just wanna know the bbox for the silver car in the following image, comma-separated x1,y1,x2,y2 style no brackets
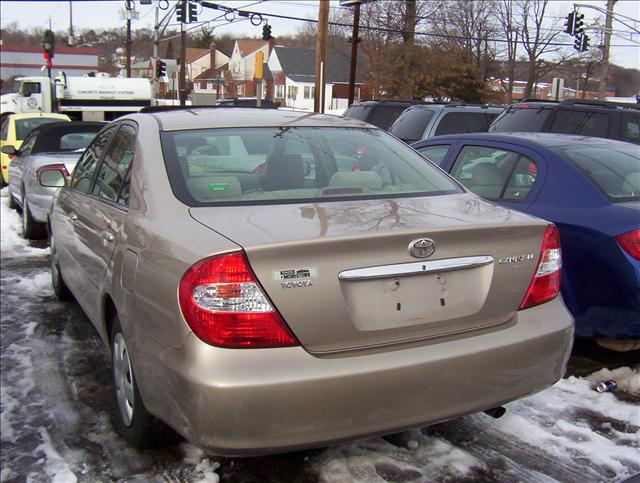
41,108,574,455
6,121,104,239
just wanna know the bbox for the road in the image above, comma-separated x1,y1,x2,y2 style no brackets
1,190,638,483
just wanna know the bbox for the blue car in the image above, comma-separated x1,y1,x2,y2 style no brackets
412,133,639,344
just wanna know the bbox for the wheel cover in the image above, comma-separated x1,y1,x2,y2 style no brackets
113,333,135,426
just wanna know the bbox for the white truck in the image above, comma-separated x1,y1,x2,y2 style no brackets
0,72,153,121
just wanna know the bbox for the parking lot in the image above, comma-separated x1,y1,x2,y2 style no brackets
1,189,638,482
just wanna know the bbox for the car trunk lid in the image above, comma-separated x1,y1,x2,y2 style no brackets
189,194,549,354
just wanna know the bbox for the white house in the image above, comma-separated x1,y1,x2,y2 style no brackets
268,47,366,112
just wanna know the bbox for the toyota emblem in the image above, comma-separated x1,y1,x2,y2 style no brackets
409,238,435,258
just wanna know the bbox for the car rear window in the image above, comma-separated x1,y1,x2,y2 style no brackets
343,106,370,122
490,107,551,132
59,132,99,151
434,112,493,136
15,118,65,140
161,127,462,206
553,144,640,202
389,108,435,142
369,106,412,130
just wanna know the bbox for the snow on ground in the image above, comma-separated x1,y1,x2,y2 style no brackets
1,185,638,482
0,188,48,258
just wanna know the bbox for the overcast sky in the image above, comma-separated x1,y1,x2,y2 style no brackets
1,0,639,70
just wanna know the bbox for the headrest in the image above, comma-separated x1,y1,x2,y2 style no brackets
472,163,503,186
261,154,305,191
328,171,383,190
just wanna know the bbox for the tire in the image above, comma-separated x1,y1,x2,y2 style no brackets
49,231,72,301
7,192,17,209
110,316,169,448
22,195,46,240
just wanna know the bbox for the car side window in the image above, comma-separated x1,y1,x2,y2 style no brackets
451,145,537,201
70,126,116,194
622,115,640,142
92,124,136,205
18,131,38,156
0,116,9,141
550,110,609,138
416,145,450,166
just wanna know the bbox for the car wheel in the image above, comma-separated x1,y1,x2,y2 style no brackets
49,231,72,301
110,315,169,448
21,195,46,240
7,192,17,209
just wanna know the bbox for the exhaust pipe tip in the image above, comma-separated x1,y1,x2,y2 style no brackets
484,406,507,419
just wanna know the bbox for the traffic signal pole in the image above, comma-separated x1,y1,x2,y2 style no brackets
180,21,187,106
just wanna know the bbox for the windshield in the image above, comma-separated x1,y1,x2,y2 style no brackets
15,118,64,140
161,127,462,206
553,144,640,202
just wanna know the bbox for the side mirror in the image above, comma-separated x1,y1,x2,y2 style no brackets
1,145,17,155
38,167,68,188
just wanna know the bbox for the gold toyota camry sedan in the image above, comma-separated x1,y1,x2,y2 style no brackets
41,108,574,455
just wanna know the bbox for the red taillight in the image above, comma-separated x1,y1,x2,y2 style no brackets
35,163,69,178
519,225,562,310
617,229,640,261
178,252,299,348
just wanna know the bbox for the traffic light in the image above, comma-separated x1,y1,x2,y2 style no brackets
564,11,576,35
156,59,167,78
42,29,55,68
176,0,186,23
188,1,197,22
262,24,272,41
574,33,590,52
574,13,585,35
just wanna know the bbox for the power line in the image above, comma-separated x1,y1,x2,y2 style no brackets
200,4,640,48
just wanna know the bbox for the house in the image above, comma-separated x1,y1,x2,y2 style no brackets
487,78,616,103
186,46,230,84
228,39,272,97
267,47,369,111
191,44,230,98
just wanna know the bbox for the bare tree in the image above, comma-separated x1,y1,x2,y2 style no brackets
494,0,520,103
518,0,575,98
428,0,498,79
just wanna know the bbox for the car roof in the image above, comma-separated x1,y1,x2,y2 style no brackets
7,113,70,121
137,107,374,131
416,132,633,149
404,104,504,111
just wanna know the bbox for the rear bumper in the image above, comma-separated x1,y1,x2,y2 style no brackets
128,296,574,456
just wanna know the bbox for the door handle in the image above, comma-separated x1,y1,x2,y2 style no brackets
102,231,115,243
70,212,78,221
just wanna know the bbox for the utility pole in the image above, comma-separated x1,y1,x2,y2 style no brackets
598,0,617,100
179,22,187,106
153,5,159,96
347,1,361,106
126,15,132,77
314,0,329,113
68,0,74,45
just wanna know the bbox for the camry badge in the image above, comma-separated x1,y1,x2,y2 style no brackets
409,238,435,259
